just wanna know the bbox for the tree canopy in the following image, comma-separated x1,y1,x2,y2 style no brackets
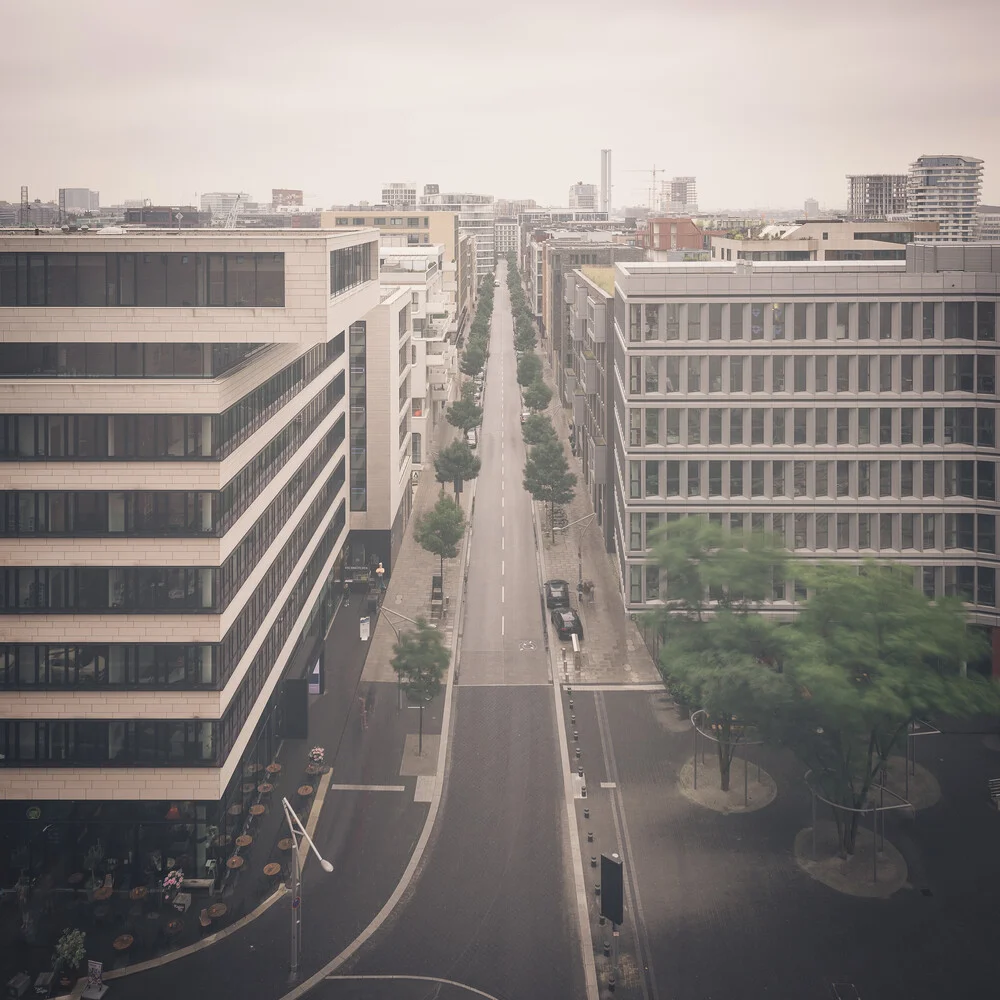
391,617,449,754
414,495,466,579
522,379,552,412
517,352,542,386
434,439,481,497
522,413,556,446
523,437,576,540
460,343,485,377
446,384,483,433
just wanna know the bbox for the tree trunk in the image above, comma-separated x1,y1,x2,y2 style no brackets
549,501,555,543
440,552,444,581
717,718,733,792
418,704,424,756
833,807,862,858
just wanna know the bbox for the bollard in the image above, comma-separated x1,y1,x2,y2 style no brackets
567,686,572,695
582,786,587,797
608,974,616,993
576,748,582,759
583,807,590,819
569,700,574,709
591,856,597,868
603,940,611,957
578,766,584,776
573,731,579,741
571,715,576,724
594,883,601,895
598,914,605,926
587,831,593,842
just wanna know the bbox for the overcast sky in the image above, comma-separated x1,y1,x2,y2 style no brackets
3,0,998,211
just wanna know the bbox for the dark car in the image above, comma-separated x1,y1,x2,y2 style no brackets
544,579,570,609
551,608,584,641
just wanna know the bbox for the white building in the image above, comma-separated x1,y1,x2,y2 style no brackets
660,176,697,216
0,229,381,879
494,217,519,258
58,188,100,215
568,182,598,211
975,205,1000,242
600,149,612,214
419,190,496,281
200,192,249,221
381,183,417,211
907,155,984,242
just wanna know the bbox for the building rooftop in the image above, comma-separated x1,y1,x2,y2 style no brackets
580,266,616,294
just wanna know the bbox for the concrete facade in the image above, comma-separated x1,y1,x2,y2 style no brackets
907,155,984,243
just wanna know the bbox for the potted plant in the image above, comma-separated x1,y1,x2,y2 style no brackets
308,747,325,765
162,868,184,904
53,928,86,988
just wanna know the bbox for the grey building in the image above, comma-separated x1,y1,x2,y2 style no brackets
846,174,907,220
608,247,1000,682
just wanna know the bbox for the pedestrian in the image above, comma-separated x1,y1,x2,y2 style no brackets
343,580,350,607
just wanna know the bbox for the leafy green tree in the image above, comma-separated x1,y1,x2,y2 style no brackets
651,517,790,791
774,561,996,856
515,327,537,354
446,384,483,433
517,352,542,386
523,437,576,540
461,343,485,377
522,413,556,446
522,379,552,412
391,617,449,754
414,494,466,580
434,439,481,497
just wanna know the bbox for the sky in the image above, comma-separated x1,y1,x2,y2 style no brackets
3,0,999,212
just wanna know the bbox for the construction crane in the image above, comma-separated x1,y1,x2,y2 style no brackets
621,165,664,212
223,193,244,229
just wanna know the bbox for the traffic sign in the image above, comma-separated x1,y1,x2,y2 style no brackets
291,896,301,909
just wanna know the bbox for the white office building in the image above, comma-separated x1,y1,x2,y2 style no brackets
494,217,519,258
380,183,417,211
419,190,496,281
568,183,598,211
907,155,984,243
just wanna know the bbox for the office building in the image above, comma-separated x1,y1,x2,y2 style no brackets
804,198,820,218
568,183,598,211
710,220,938,263
381,183,417,212
200,192,248,221
975,206,1000,242
0,229,381,883
661,177,697,216
122,205,208,227
58,188,100,217
601,150,612,214
418,190,495,281
494,217,519,258
846,174,907,221
608,247,1000,680
907,155,984,242
272,189,304,208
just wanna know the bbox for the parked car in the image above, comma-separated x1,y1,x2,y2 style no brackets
520,408,531,424
494,280,501,287
466,428,478,448
544,579,570,609
551,608,584,641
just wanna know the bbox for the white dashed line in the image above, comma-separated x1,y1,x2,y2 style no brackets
502,585,505,603
501,560,505,575
502,536,505,550
501,615,505,635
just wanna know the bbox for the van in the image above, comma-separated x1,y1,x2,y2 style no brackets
466,428,478,449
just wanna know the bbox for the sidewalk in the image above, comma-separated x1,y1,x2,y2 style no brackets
532,345,659,686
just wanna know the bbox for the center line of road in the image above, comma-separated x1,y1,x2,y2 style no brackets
501,585,505,602
501,559,505,575
501,615,505,635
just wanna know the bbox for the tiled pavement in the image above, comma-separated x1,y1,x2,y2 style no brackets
530,340,660,687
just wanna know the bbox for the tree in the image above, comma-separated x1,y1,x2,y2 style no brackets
515,327,537,354
414,494,466,581
446,385,483,433
651,517,790,791
434,439,481,497
523,438,576,540
461,343,485,377
522,379,552,412
517,352,542,386
391,618,449,754
772,561,996,856
522,413,556,446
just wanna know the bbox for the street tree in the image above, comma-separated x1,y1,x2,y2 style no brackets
651,517,791,792
522,379,552,412
446,384,483,433
391,617,449,755
517,352,542,386
523,437,576,540
515,327,537,354
434,439,481,497
774,561,996,856
461,343,485,377
522,413,556,446
414,494,466,580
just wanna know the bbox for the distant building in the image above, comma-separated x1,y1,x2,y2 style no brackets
494,217,519,258
568,182,598,211
495,198,537,217
200,192,247,220
804,198,820,217
122,205,207,227
59,188,100,216
418,190,496,281
423,183,439,198
846,174,907,220
600,149,612,214
381,183,417,211
661,176,697,215
640,217,706,253
976,206,1000,242
907,155,983,242
272,188,303,207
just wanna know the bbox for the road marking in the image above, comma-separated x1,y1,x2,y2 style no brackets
502,496,505,508
568,683,665,692
329,784,406,792
501,536,505,550
501,585,505,602
501,615,505,635
600,782,617,789
501,559,505,575
324,976,504,1000
502,515,505,529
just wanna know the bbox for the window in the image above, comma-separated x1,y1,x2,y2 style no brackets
686,461,700,496
923,408,936,444
709,461,723,496
815,303,828,340
943,408,975,445
629,357,641,393
629,566,642,604
794,303,807,341
644,304,660,341
923,514,937,549
815,408,829,444
978,409,995,447
879,408,892,444
331,243,375,296
730,356,745,392
816,461,829,496
686,304,701,340
979,514,995,554
901,514,915,549
836,303,850,340
687,357,701,392
794,409,807,444
751,356,764,392
837,513,851,550
751,461,765,496
979,567,996,607
837,461,850,497
772,409,785,445
979,461,996,500
751,410,764,444
645,356,659,393
772,461,785,496
665,357,680,393
945,302,974,339
646,461,661,497
901,408,914,444
836,409,850,444
709,356,723,392
816,513,829,548
945,460,975,498
978,302,996,341
901,303,914,340
665,304,680,340
729,409,744,445
880,513,893,549
858,408,871,445
772,355,786,391
879,302,892,340
837,355,850,391
901,461,915,496
978,355,996,394
750,303,765,340
730,461,744,496
709,304,723,340
665,410,680,445
816,356,828,392
629,514,642,551
923,355,937,391
729,304,744,339
901,355,914,391
645,409,660,446
646,565,660,600
879,461,893,497
923,461,937,497
687,409,701,444
646,512,660,544
858,303,872,339
629,462,641,498
858,355,871,392
794,513,808,549
629,410,642,446
858,461,871,496
708,409,723,445
945,355,974,392
794,356,807,392
772,303,786,340
666,461,680,496
793,461,807,497
629,305,642,342
923,303,936,339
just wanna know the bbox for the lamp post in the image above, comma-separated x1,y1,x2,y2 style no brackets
377,605,435,709
281,796,333,984
553,511,598,590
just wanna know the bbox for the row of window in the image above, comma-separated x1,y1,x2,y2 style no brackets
333,216,431,227
0,252,285,308
1,405,345,538
622,406,997,449
620,300,997,343
1,644,216,689
628,508,996,556
0,340,339,461
349,321,368,511
624,458,997,502
0,342,261,378
626,352,998,397
0,719,216,766
330,243,376,297
626,553,995,608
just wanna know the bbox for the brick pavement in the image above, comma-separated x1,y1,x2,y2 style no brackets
529,342,659,686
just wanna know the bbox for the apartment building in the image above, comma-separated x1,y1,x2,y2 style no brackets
377,246,459,468
418,191,495,281
640,217,706,254
381,183,417,211
494,217,519,258
568,183,598,210
58,188,100,216
0,229,380,881
710,220,938,263
907,155,984,243
609,246,1000,678
976,206,1000,243
846,174,908,221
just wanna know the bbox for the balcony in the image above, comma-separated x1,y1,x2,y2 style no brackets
579,350,597,391
570,310,584,342
572,390,586,429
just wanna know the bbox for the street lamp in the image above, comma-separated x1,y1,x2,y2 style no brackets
553,511,598,591
281,796,334,984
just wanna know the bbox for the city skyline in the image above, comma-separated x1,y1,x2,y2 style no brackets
2,0,998,211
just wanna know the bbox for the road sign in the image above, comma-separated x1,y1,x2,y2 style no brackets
292,896,301,909
360,616,370,641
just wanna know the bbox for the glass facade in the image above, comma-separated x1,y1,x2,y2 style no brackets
0,252,284,307
349,321,368,510
330,242,376,296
